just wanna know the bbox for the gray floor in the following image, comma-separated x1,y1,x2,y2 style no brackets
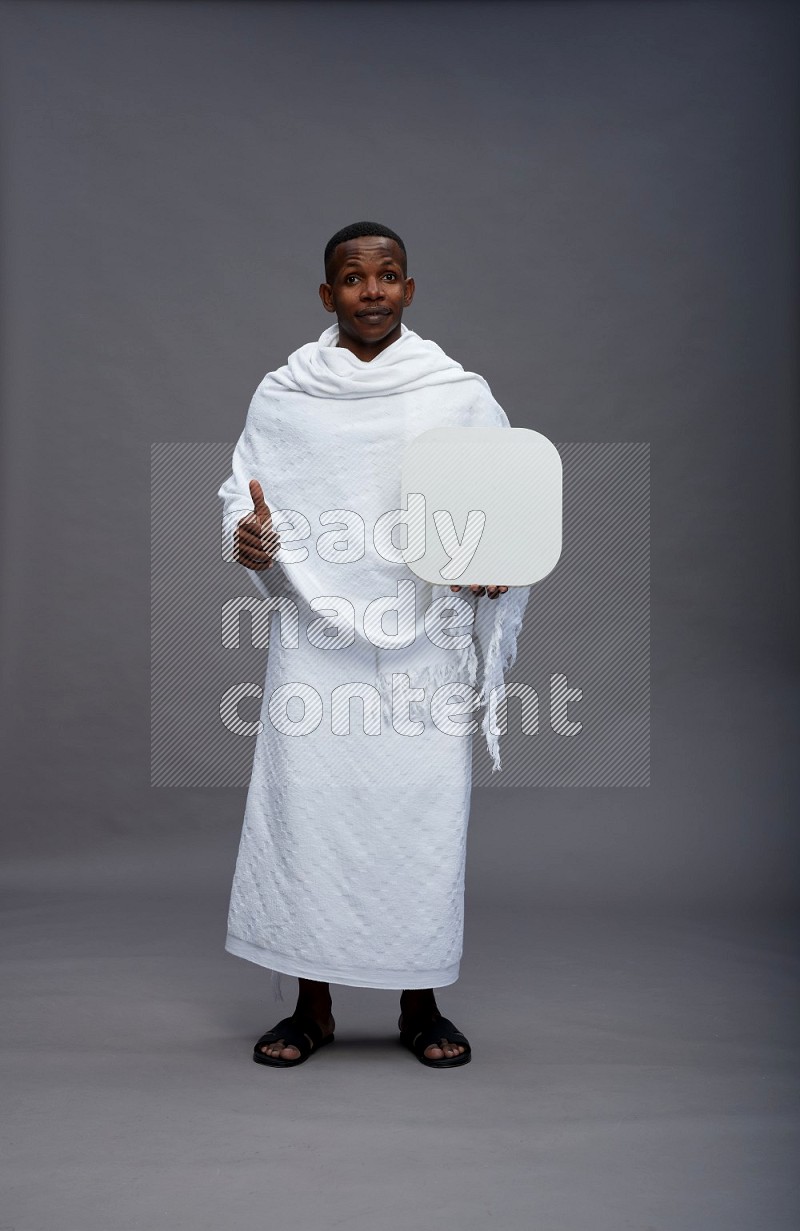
2,833,798,1231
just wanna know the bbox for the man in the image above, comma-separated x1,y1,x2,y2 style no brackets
219,221,529,1069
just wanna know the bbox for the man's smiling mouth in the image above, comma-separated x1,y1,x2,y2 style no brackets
357,308,391,317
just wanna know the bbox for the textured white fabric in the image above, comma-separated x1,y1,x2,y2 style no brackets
219,322,529,995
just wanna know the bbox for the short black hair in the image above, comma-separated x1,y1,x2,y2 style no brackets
324,221,407,282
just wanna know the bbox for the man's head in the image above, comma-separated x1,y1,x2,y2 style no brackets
319,221,415,362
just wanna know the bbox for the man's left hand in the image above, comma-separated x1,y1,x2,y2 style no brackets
449,584,508,601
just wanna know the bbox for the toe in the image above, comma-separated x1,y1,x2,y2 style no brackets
261,1037,301,1060
427,1038,464,1059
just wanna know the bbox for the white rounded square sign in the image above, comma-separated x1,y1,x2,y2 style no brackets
399,427,562,586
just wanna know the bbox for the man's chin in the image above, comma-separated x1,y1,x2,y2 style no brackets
343,317,400,344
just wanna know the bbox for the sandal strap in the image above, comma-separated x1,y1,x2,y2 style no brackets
255,1014,326,1056
402,1014,470,1055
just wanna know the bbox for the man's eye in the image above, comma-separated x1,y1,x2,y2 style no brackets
345,275,359,284
384,272,397,280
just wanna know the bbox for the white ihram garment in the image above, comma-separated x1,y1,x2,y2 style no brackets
218,323,529,997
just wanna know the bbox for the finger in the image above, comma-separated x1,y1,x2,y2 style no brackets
260,522,280,553
236,533,269,565
236,512,261,540
487,586,499,599
237,529,279,561
237,520,263,546
449,585,462,592
235,525,278,569
237,544,273,569
471,585,486,597
249,479,272,526
238,520,280,551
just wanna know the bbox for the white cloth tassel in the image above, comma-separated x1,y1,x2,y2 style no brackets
270,969,285,1001
475,586,529,772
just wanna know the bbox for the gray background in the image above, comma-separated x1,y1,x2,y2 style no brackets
1,2,798,1229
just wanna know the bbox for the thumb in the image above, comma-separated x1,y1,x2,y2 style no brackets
248,478,271,525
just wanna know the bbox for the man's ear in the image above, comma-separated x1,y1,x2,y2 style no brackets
404,276,416,307
319,283,335,313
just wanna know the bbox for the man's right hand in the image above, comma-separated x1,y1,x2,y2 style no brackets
234,479,281,571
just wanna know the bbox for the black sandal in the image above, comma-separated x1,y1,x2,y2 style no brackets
398,1012,472,1068
253,1014,335,1067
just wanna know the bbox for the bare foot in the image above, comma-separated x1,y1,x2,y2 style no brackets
399,990,467,1061
259,1010,335,1061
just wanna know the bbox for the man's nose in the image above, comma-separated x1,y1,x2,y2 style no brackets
361,276,384,299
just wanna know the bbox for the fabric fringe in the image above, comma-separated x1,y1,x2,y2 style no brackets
373,586,528,773
270,969,285,1001
475,589,529,772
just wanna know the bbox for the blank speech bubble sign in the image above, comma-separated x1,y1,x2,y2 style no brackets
400,427,562,586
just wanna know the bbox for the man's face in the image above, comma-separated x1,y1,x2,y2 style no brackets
319,236,415,360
